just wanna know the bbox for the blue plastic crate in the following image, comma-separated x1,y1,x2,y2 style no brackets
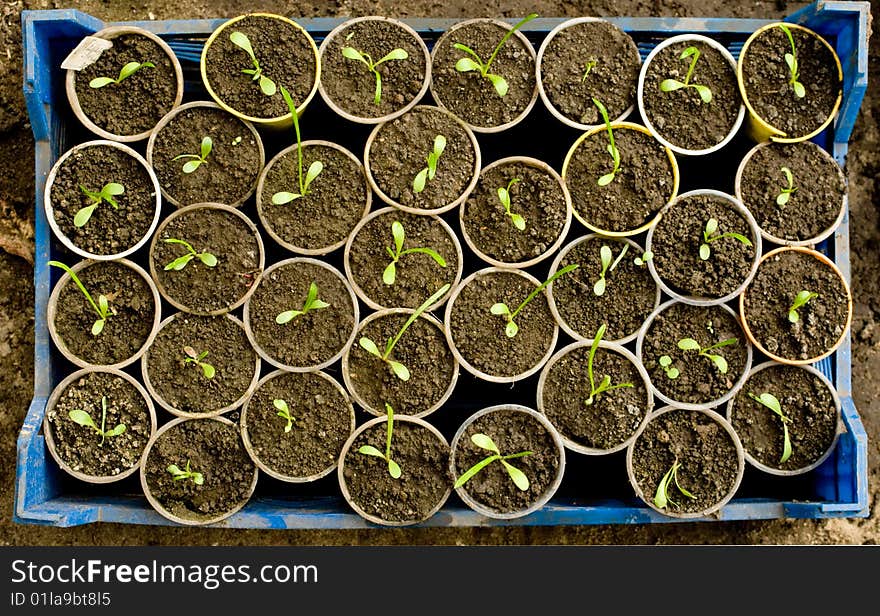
15,2,870,528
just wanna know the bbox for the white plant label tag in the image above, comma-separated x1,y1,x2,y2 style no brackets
61,36,113,71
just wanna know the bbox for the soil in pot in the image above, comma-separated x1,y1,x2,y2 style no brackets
151,206,262,314
150,105,263,207
347,210,459,310
742,249,849,361
49,144,156,257
72,33,178,137
53,261,155,365
46,371,153,478
540,20,639,126
143,418,256,523
738,142,845,243
730,364,838,472
461,160,568,265
650,193,757,300
641,39,740,151
260,143,368,252
246,260,356,368
641,302,749,406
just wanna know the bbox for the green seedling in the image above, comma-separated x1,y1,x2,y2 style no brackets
229,31,276,96
593,97,620,186
776,166,797,206
276,281,330,324
88,61,154,88
341,45,409,105
68,396,126,447
453,13,538,97
232,136,243,146
273,398,296,433
183,345,215,379
383,221,447,285
272,86,323,204
778,24,806,98
496,178,525,231
167,459,204,485
653,459,696,510
581,59,598,83
593,243,629,297
491,264,579,338
163,238,218,271
699,218,753,260
359,284,451,381
748,391,792,463
658,355,680,379
677,336,738,374
453,432,533,491
788,290,818,324
357,403,401,479
48,260,112,335
74,182,124,228
412,134,446,194
172,136,213,174
659,46,712,103
634,251,654,267
584,324,634,405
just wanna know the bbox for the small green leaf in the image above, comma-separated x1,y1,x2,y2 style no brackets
181,160,201,174
505,320,519,338
710,354,728,374
229,31,255,57
273,399,289,413
199,136,213,159
358,445,385,458
659,79,685,92
433,134,447,156
784,52,796,73
167,464,183,475
677,338,701,351
694,84,712,103
102,183,124,197
412,168,428,193
497,187,510,210
91,318,105,336
98,294,109,315
667,367,680,379
593,277,606,297
705,218,719,234
73,204,97,228
777,191,791,206
88,76,115,88
600,245,613,270
201,363,216,379
387,459,402,479
382,262,397,285
272,192,301,205
486,73,509,97
455,57,482,72
699,243,711,260
781,422,793,463
788,309,800,323
199,252,218,267
359,337,382,357
304,160,323,190
597,172,615,186
259,75,277,96
490,303,510,316
164,254,193,271
502,460,530,491
275,310,301,324
68,409,97,429
388,360,410,381
392,221,405,254
104,424,126,437
341,46,366,62
471,433,499,454
793,81,806,98
379,48,409,63
511,213,526,231
192,473,205,486
659,355,672,368
680,46,699,59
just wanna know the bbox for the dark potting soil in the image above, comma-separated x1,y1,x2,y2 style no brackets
320,19,427,119
730,364,838,471
260,144,368,251
145,314,258,415
641,302,749,405
540,20,640,126
461,160,568,264
565,127,675,233
743,249,849,361
150,105,263,207
448,271,556,378
347,210,459,310
368,106,477,211
432,20,536,129
541,345,650,451
49,144,155,256
550,237,658,342
143,419,256,523
347,312,456,416
246,260,355,368
46,371,152,478
741,25,841,138
72,33,178,136
641,40,741,151
630,408,740,515
244,371,353,479
203,15,317,119
342,420,449,523
650,193,756,299
53,261,155,366
739,142,845,242
151,206,262,314
454,408,560,514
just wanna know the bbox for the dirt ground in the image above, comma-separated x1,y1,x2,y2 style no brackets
1,0,877,546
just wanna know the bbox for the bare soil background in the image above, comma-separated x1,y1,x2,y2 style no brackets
1,0,877,545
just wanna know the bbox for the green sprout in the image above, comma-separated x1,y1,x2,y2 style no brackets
653,459,696,510
677,336,738,374
183,345,215,379
48,261,112,335
172,136,213,174
658,355,680,379
788,290,818,324
162,238,218,271
275,281,330,324
357,403,401,479
67,396,126,447
453,433,533,491
453,13,538,97
659,46,712,103
341,45,409,105
584,324,634,405
232,136,243,146
412,134,446,194
776,166,797,206
74,182,124,228
229,31,276,96
634,251,654,267
273,398,296,433
359,284,451,381
593,98,620,186
699,218,753,261
167,459,204,485
581,59,598,83
496,178,525,231
383,221,447,285
491,264,579,338
747,392,793,463
272,86,323,205
593,243,629,297
778,24,806,98
88,61,154,88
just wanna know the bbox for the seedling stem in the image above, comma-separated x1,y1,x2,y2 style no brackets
272,86,324,204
